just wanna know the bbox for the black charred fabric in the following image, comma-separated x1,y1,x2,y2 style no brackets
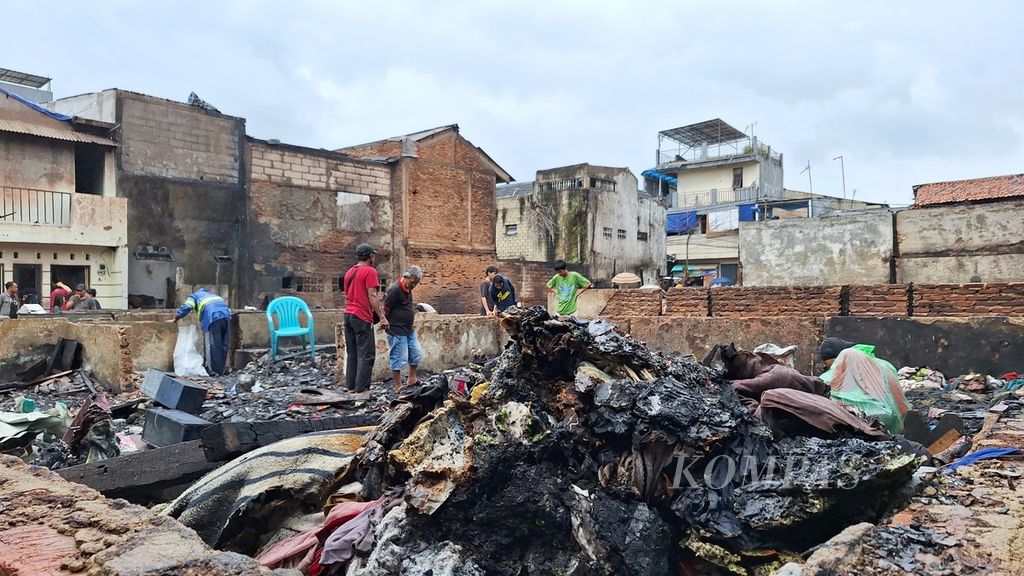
352,307,920,575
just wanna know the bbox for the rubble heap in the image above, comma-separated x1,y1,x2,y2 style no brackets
334,308,920,574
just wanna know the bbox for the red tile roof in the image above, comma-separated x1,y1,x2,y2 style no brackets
913,173,1024,206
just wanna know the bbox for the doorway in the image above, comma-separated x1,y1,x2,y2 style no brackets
13,264,41,299
51,265,90,291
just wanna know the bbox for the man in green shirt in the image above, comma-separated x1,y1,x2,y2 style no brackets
547,260,591,316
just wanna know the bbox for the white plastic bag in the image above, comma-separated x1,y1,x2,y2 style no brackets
174,324,209,377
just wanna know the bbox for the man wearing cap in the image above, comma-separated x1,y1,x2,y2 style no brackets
343,243,389,392
174,286,232,376
63,284,100,311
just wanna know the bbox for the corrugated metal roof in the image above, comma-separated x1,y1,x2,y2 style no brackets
496,181,534,198
0,118,117,146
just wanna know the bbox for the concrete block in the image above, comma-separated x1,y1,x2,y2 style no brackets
143,408,212,448
141,369,207,414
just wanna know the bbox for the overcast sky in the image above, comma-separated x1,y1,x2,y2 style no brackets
7,1,1022,205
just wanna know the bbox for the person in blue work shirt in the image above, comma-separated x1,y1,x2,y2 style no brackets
487,274,519,316
173,286,232,376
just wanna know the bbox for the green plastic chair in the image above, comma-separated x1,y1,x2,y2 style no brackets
266,296,316,361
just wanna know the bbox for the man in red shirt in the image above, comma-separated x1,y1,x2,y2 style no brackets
343,243,389,392
49,281,72,313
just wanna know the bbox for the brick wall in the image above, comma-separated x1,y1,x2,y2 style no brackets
848,284,910,316
498,260,552,308
600,289,663,317
913,283,1024,316
711,286,843,318
118,93,242,183
249,143,390,195
664,287,709,317
585,283,1024,319
407,247,495,314
244,140,397,309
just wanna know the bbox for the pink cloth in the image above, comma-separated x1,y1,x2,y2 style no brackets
256,500,379,568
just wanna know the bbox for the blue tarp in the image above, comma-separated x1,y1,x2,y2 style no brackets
0,85,73,122
642,169,678,186
738,203,759,222
667,211,698,234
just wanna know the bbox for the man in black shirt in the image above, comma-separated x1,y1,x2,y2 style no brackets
480,265,498,315
384,266,423,391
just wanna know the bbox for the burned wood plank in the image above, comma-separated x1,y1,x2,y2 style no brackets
0,370,76,393
57,440,220,493
200,414,379,461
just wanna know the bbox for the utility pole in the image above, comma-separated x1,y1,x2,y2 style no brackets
833,155,846,199
801,162,812,193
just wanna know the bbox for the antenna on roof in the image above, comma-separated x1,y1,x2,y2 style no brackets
800,162,813,193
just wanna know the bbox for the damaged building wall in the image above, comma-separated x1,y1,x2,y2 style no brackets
0,131,75,192
897,199,1024,283
0,318,132,392
341,127,510,313
740,200,1024,286
244,140,395,309
50,90,247,308
739,211,895,286
497,164,666,288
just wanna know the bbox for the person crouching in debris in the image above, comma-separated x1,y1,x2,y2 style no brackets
343,243,389,392
819,337,910,433
547,260,591,317
173,286,232,376
384,266,423,391
487,274,520,317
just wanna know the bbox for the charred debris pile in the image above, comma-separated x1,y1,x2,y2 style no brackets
230,307,920,575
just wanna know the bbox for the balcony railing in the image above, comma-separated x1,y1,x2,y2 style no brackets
675,186,770,208
0,187,72,226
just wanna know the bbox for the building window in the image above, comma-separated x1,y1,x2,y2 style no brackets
294,276,324,293
505,224,518,236
732,167,743,190
539,177,583,192
590,178,617,192
603,227,613,238
637,231,648,242
617,229,627,239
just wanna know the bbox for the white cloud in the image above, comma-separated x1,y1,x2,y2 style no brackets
3,0,1022,204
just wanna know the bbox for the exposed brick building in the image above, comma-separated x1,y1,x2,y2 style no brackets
47,89,512,314
49,89,247,307
244,139,398,309
338,125,512,313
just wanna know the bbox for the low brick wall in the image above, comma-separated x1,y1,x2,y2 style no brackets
710,286,842,318
913,283,1024,317
848,284,910,316
599,289,663,317
664,287,709,317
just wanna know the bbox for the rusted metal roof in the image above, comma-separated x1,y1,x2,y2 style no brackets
0,118,117,146
913,173,1024,206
